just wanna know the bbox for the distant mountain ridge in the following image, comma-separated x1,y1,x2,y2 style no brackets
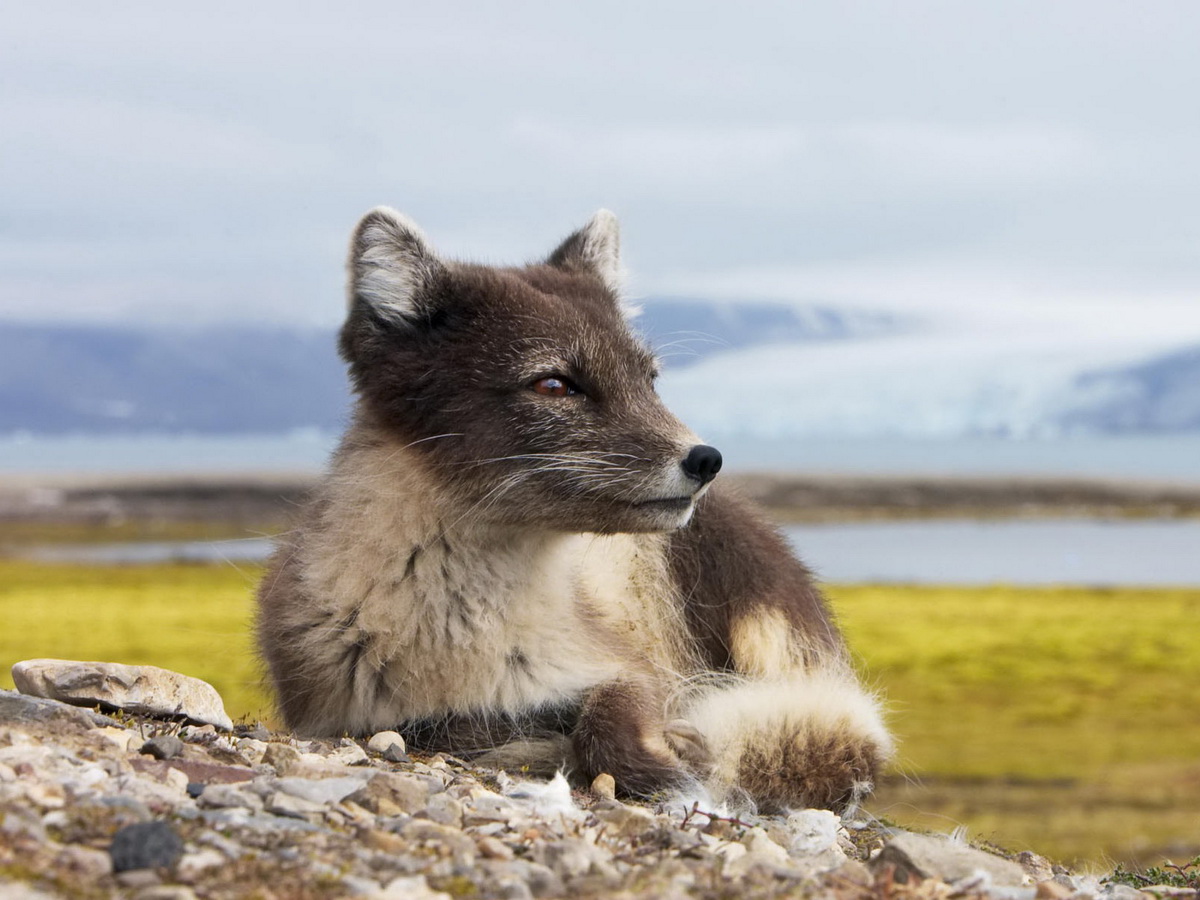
0,299,896,435
1,299,1198,437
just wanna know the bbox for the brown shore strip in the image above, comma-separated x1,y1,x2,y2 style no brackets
1,471,1199,545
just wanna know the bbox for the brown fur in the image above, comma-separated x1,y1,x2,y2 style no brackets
256,207,892,812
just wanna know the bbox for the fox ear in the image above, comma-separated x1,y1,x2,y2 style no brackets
348,206,442,323
547,209,624,297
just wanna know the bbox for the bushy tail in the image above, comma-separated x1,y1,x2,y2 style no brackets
681,668,892,814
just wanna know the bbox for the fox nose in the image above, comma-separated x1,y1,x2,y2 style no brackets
681,444,723,486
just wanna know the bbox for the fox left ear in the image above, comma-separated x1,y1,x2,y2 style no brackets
547,209,626,299
347,206,443,325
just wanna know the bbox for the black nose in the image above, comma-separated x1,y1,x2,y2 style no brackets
681,444,722,485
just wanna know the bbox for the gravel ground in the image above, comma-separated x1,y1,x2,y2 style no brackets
0,666,1181,900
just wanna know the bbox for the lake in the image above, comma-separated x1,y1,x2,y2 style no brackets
22,518,1200,586
785,518,1200,586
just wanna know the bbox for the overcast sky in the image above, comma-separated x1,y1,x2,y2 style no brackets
3,1,1199,336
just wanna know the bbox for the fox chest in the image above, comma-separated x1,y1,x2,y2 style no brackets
319,537,618,720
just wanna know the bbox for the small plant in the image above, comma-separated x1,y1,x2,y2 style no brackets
1105,856,1200,890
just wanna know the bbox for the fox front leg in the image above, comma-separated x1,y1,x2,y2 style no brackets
571,678,699,798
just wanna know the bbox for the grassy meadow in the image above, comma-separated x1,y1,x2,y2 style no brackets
1,559,1197,868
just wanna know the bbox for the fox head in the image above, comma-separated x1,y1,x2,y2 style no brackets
338,207,722,534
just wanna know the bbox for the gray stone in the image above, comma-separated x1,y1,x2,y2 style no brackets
140,735,185,760
421,792,464,827
108,820,185,872
591,800,657,838
1101,886,1155,900
869,831,1027,887
274,772,374,805
368,730,407,757
0,688,115,730
532,838,612,879
13,659,233,730
265,790,328,819
349,771,441,816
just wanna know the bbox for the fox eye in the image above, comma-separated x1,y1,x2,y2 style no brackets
531,376,580,397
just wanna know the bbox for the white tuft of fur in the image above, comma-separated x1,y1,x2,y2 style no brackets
683,670,893,802
502,771,584,820
349,206,439,322
577,209,622,293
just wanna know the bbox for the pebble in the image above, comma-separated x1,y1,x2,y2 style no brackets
0,679,1119,900
261,742,302,774
590,772,616,800
108,820,185,872
368,730,407,757
140,735,185,760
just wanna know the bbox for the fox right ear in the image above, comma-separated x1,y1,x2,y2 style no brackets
347,207,442,323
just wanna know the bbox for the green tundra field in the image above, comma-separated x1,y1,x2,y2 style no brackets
1,559,1197,869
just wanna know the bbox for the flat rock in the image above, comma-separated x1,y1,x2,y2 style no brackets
869,831,1027,887
0,688,117,730
12,659,233,730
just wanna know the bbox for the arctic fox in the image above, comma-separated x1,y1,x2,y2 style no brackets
257,207,891,812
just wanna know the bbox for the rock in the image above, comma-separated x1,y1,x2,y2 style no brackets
724,828,793,877
135,888,200,900
377,875,452,900
591,800,658,838
12,659,233,730
262,742,302,775
421,792,465,827
140,735,185,760
235,737,269,764
116,869,163,889
590,772,616,800
463,791,516,826
348,771,441,816
368,730,407,757
196,783,263,811
94,725,137,752
109,820,185,872
477,835,515,861
175,848,227,884
869,831,1027,887
1102,885,1154,900
0,688,115,730
55,844,114,879
1020,850,1057,883
274,772,375,805
827,859,874,888
532,837,610,879
1036,882,1075,899
329,740,370,766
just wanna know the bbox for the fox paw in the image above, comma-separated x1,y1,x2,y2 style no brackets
664,718,714,777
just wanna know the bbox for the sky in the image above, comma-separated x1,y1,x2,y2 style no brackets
3,2,1200,339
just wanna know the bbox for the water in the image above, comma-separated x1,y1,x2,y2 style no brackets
25,538,276,565
22,520,1200,586
3,431,1200,482
785,518,1200,586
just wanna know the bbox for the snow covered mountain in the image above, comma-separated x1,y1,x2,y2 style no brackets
1,298,1198,437
651,297,1200,438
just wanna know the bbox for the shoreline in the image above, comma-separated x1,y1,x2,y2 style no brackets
2,471,1199,536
